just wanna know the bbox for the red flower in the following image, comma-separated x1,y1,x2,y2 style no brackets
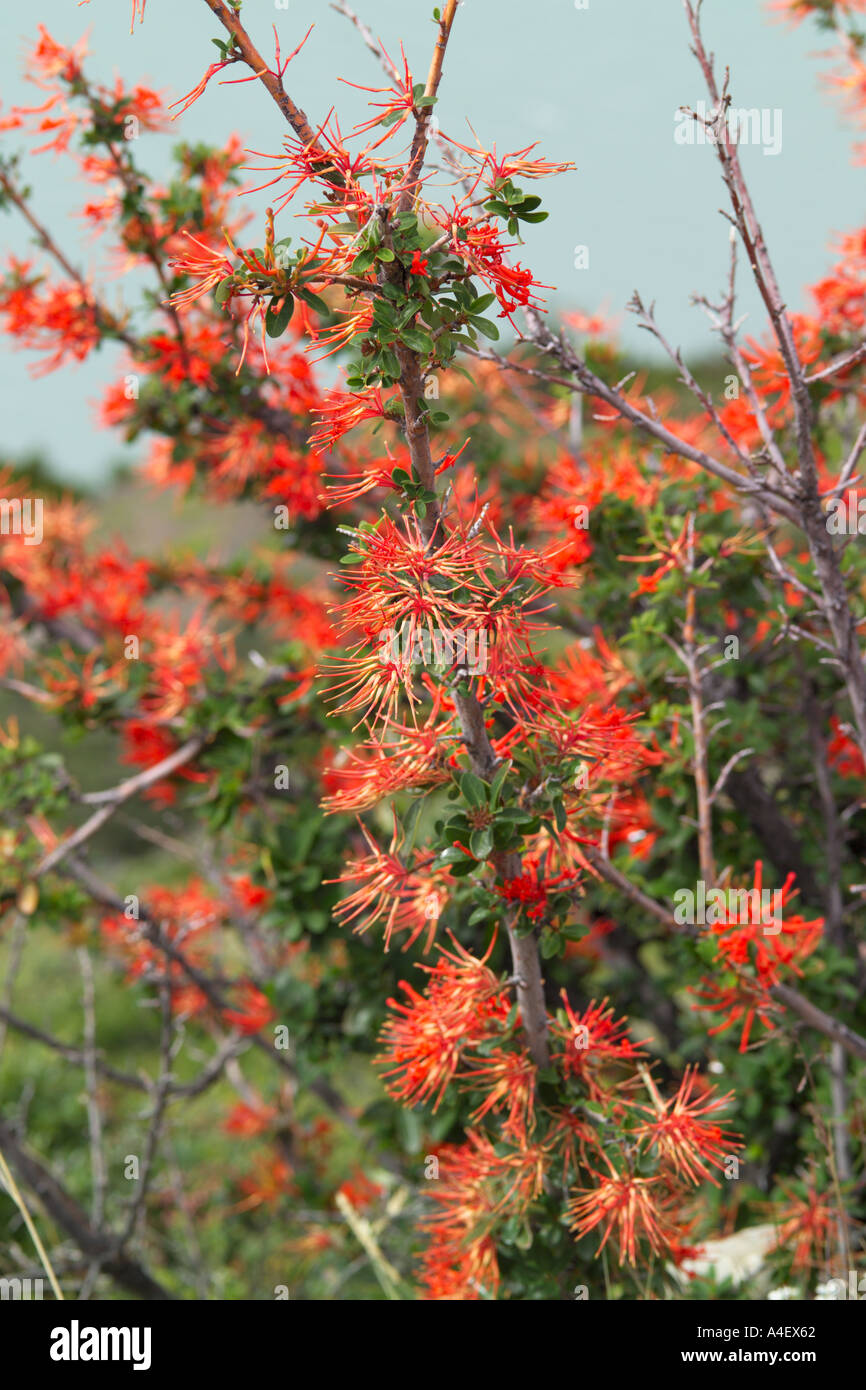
0,259,101,375
494,861,576,922
236,1157,296,1210
634,1067,742,1186
377,935,510,1110
431,204,551,322
336,1169,384,1210
227,875,272,913
828,715,866,778
420,1133,546,1299
770,1173,836,1272
328,814,448,951
222,984,274,1036
551,990,646,1098
224,1102,277,1137
566,1155,677,1266
689,863,823,1050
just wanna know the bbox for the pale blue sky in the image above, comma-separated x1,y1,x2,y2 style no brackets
0,0,860,482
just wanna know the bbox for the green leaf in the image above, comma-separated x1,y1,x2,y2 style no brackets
350,248,377,274
514,1220,534,1251
470,826,494,860
297,286,329,315
468,315,500,341
449,858,476,878
401,793,429,854
397,298,425,327
470,292,496,314
213,277,235,306
382,348,402,380
435,845,472,866
540,930,562,959
489,761,510,808
401,327,435,355
460,770,487,806
265,292,295,338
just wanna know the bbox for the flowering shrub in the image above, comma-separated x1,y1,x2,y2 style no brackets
0,0,864,1302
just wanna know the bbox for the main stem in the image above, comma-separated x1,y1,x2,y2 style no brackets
200,0,549,1067
387,192,549,1064
398,314,554,1068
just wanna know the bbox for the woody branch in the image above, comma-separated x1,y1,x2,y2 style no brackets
682,0,866,763
583,845,866,1063
197,0,551,1068
387,8,549,1068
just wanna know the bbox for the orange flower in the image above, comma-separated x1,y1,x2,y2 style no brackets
336,1169,384,1210
634,1067,742,1186
460,1046,536,1141
566,1155,677,1266
319,704,449,815
222,984,274,1036
310,388,391,449
224,1102,277,1138
420,1133,546,1299
551,991,646,1099
236,1156,296,1210
328,814,447,951
771,1173,836,1272
377,935,510,1109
